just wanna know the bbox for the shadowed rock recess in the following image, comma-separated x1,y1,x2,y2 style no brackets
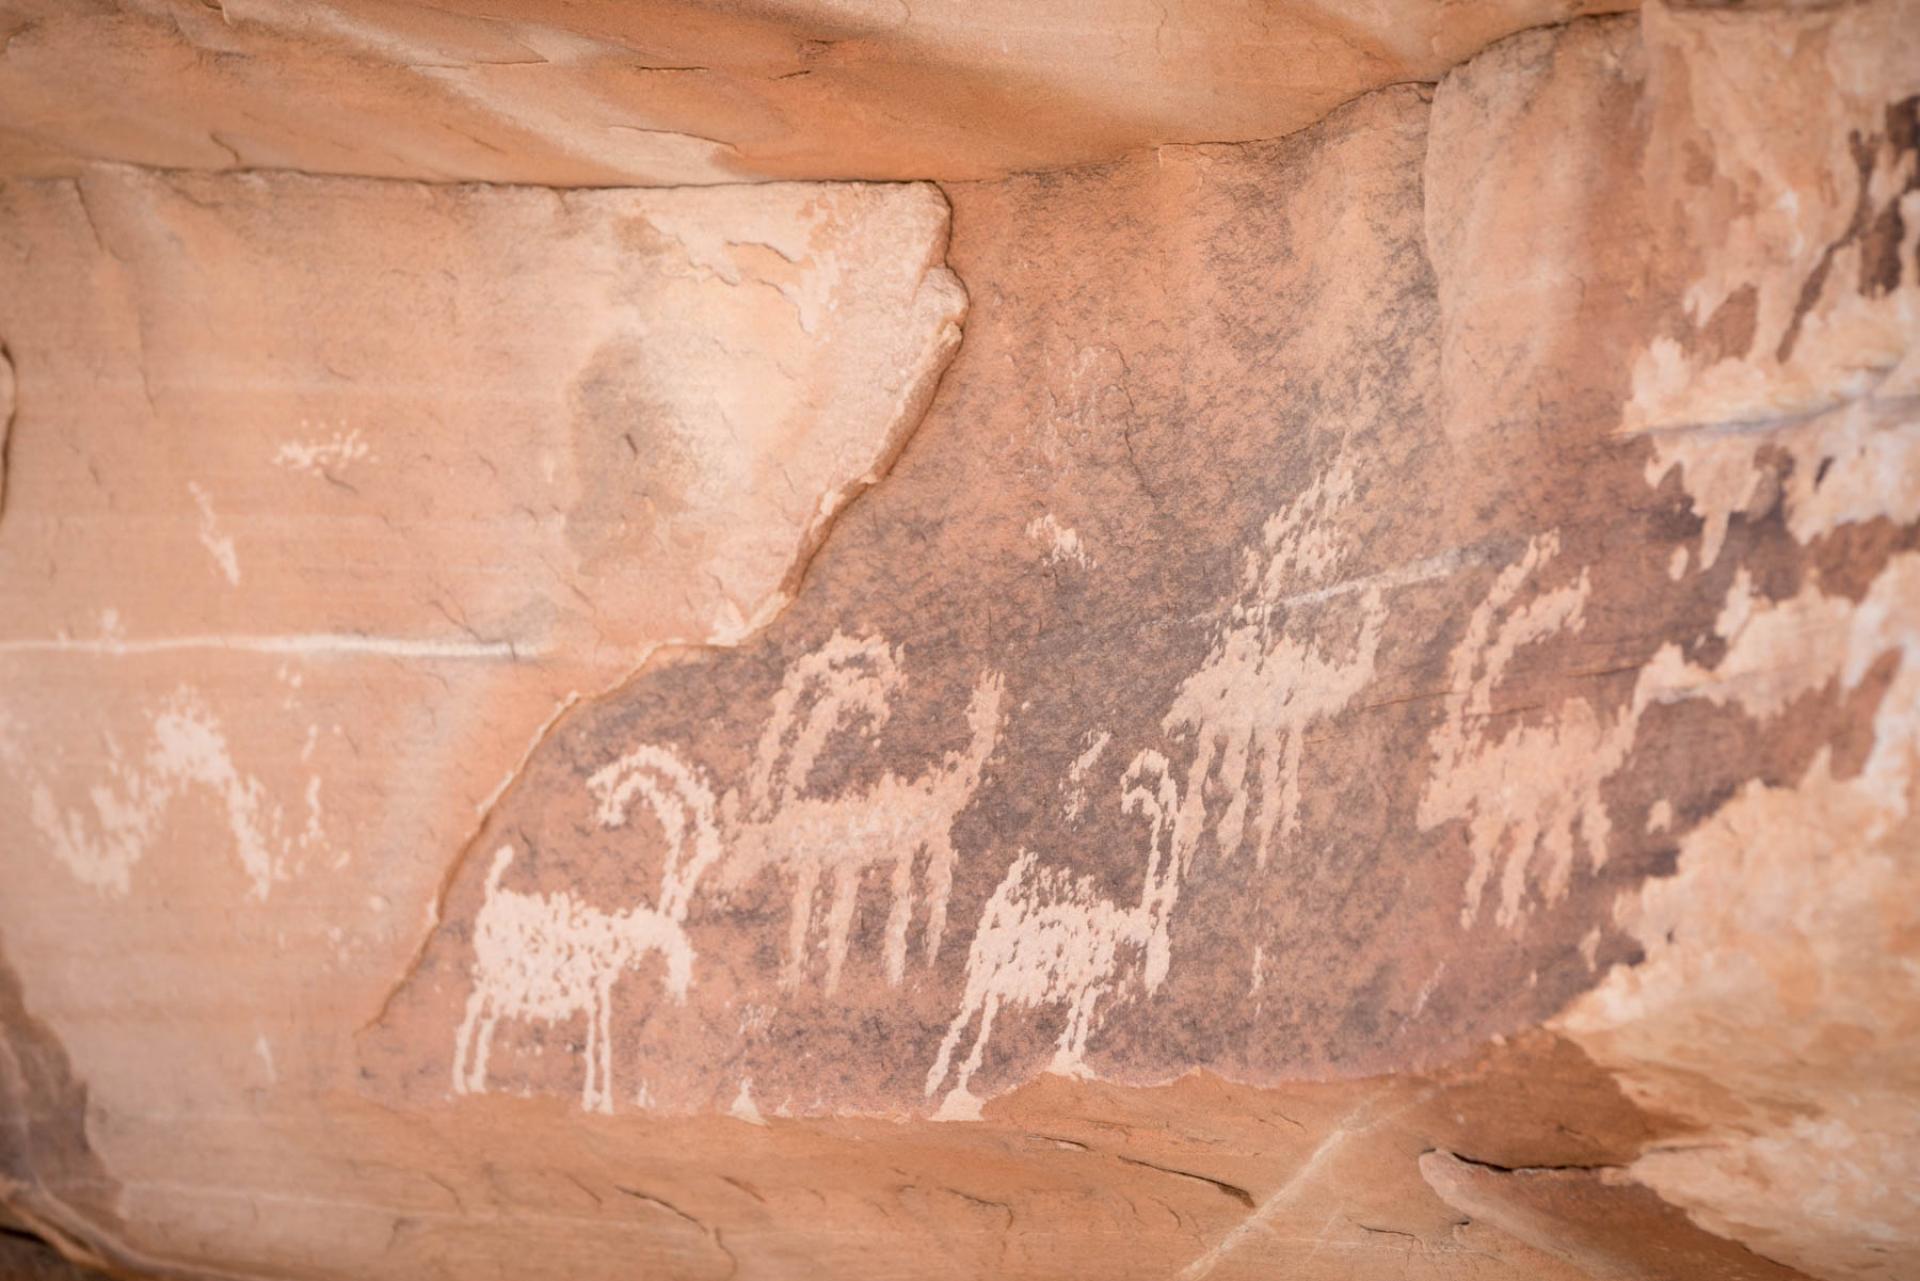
2,1,1918,1278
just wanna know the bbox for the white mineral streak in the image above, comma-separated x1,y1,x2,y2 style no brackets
1645,398,1920,571
0,633,532,659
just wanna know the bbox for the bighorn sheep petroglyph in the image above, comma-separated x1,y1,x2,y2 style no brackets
1163,455,1394,869
719,632,1006,992
1419,532,1618,932
925,748,1192,1119
452,746,722,1114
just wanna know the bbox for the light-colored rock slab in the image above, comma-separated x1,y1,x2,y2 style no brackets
0,163,962,1268
0,0,1633,185
1429,7,1920,1272
1419,1151,1809,1281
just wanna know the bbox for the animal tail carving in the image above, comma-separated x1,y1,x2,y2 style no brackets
915,670,1009,968
587,744,722,921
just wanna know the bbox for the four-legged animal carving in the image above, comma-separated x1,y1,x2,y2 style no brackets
452,746,721,1113
1163,454,1388,868
924,749,1191,1118
720,634,1006,992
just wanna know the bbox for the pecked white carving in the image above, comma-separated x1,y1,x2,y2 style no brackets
718,633,1006,992
925,749,1193,1120
451,746,721,1114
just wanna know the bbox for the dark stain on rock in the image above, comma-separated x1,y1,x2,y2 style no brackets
0,1229,115,1281
0,341,14,525
1861,95,1919,298
1693,281,1760,362
0,944,120,1273
1778,94,1920,361
565,338,698,571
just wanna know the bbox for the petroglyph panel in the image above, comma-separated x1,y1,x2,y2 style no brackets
367,6,1920,1137
926,749,1189,1119
3,3,1918,1279
0,685,325,899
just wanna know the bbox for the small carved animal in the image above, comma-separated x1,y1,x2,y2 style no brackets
720,633,1006,992
924,749,1190,1117
451,746,721,1113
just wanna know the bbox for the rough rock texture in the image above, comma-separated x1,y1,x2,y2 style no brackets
0,0,1633,185
0,167,964,1271
1419,1151,1812,1281
0,1230,112,1281
2,0,1918,1278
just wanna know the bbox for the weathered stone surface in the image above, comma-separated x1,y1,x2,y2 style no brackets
0,166,965,1273
1419,1151,1811,1281
0,342,13,510
364,0,1920,1122
0,0,1633,186
15,1024,1695,1280
1483,7,1920,1276
0,950,118,1273
2,0,1918,1277
0,167,960,655
0,1230,111,1281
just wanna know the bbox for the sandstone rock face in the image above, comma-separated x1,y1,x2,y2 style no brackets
0,166,965,1272
0,0,1631,185
3,1,1918,1279
0,1229,108,1281
1418,1151,1813,1281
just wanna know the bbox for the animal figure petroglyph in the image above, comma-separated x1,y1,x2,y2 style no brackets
1164,457,1390,867
452,746,721,1114
1417,533,1639,931
718,632,1006,992
1425,405,1920,936
925,749,1193,1119
1424,517,1901,933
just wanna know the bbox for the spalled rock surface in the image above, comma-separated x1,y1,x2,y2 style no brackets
0,167,960,658
1419,1151,1811,1281
0,0,1632,185
0,167,964,1270
2,1,1918,1279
